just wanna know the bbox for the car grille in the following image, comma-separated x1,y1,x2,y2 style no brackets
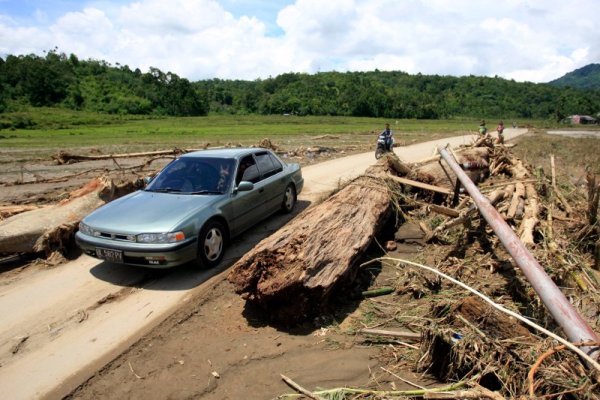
97,231,136,242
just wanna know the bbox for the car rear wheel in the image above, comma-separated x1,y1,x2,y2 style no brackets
196,220,226,268
281,184,296,213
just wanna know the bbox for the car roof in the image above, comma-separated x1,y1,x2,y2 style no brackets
181,147,270,160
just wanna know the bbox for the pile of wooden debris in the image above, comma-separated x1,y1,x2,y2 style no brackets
230,136,599,398
359,139,599,398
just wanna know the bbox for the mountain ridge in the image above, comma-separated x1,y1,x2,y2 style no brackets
549,63,600,89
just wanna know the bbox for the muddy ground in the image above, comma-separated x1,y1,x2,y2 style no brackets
2,130,598,399
66,247,436,400
0,140,442,399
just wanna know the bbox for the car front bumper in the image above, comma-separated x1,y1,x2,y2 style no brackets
75,231,197,268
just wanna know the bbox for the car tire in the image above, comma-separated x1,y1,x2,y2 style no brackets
281,184,296,213
196,220,227,268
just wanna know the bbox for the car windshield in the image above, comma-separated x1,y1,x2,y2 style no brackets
146,157,235,194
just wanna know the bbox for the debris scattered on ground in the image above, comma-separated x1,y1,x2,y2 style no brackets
1,134,598,399
274,135,600,399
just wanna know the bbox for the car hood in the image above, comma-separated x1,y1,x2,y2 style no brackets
83,190,221,233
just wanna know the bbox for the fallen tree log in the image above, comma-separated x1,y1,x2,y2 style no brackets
227,155,407,324
387,176,452,195
414,147,490,190
0,177,140,254
0,205,45,220
519,183,540,246
507,182,525,220
429,188,507,238
51,148,205,165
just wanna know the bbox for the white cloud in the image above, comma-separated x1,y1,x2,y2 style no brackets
0,0,598,82
50,8,115,57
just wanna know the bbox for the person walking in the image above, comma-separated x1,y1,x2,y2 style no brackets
478,120,488,136
496,120,505,144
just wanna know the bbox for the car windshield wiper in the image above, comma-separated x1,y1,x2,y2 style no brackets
189,190,223,195
146,187,183,193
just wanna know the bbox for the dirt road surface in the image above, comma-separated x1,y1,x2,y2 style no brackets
0,129,526,399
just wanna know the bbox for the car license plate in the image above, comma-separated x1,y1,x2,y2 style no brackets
95,247,124,263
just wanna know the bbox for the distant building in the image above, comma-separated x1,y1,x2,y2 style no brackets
562,115,598,124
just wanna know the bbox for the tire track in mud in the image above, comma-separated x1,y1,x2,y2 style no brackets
0,271,158,369
0,254,228,400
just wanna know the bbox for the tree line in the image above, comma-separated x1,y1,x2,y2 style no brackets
1,50,599,121
0,50,208,116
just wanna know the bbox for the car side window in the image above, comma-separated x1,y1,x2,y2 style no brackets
268,153,283,175
236,155,260,184
255,152,282,179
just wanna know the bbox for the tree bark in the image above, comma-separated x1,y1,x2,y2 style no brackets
0,177,139,254
519,183,539,246
227,156,407,324
414,148,490,190
507,182,525,220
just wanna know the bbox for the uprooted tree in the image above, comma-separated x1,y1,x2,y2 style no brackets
0,176,141,255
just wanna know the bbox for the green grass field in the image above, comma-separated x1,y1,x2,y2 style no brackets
0,107,565,160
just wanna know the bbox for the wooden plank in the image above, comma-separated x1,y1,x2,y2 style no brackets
388,175,452,195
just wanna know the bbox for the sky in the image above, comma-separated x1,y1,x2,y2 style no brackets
0,0,598,83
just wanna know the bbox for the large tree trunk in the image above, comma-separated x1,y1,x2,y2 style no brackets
227,155,407,324
0,177,139,255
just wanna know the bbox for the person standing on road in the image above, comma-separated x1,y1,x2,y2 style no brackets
496,120,505,144
380,123,394,151
478,120,488,136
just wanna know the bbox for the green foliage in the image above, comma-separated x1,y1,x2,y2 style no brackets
1,50,599,122
0,50,208,118
197,70,600,121
549,63,600,89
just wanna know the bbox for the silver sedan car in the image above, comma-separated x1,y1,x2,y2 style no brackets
76,148,303,268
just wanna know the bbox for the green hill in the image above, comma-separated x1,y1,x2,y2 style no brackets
2,50,600,124
549,63,600,89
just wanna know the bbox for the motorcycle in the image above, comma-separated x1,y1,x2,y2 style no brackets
375,133,394,159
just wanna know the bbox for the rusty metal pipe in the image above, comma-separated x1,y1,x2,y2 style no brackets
438,146,599,357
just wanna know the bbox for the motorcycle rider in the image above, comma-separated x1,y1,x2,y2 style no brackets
380,123,394,151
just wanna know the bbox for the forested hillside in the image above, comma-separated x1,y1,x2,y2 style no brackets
0,50,209,117
549,63,600,89
1,50,599,121
197,71,600,120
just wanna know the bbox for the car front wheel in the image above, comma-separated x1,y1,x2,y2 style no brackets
196,220,226,268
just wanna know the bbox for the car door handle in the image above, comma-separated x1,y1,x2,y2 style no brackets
259,188,264,193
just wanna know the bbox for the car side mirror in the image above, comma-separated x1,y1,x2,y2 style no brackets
236,181,254,192
143,176,154,186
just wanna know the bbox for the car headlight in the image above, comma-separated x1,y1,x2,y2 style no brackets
136,232,186,244
79,222,97,236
